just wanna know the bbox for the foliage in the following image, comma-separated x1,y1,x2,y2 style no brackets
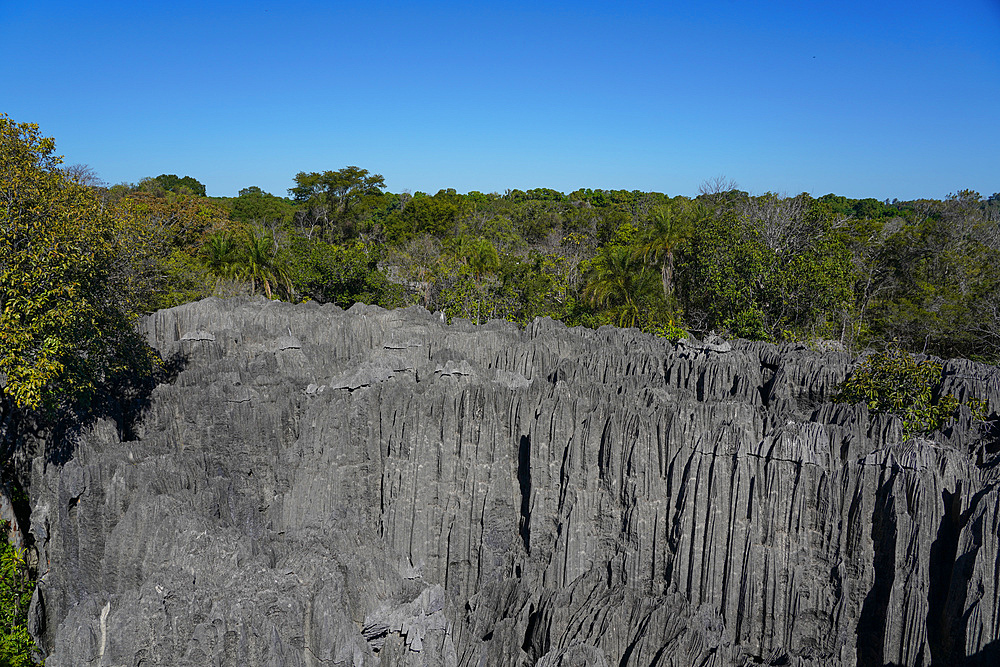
677,210,778,338
289,239,404,309
0,115,160,413
203,231,241,281
436,236,503,324
239,227,292,299
138,174,206,197
584,245,660,328
228,187,295,226
202,226,292,300
127,191,230,252
6,116,998,362
290,166,386,241
677,198,856,343
0,522,37,667
645,321,689,342
144,249,211,311
384,235,442,308
834,347,988,437
386,193,458,242
118,192,233,312
862,192,1000,360
636,200,698,302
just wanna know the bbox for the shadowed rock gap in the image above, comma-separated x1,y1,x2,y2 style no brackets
517,434,532,555
857,470,899,666
927,488,963,663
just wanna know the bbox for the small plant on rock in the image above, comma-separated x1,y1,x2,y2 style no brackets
834,346,988,437
0,521,38,666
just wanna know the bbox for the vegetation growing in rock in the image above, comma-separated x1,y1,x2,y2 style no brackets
0,522,37,667
834,346,989,437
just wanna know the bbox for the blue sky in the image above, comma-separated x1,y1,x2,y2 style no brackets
2,0,998,200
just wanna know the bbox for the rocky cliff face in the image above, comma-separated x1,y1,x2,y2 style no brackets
24,297,1000,666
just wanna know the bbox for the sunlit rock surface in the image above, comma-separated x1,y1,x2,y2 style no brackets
27,297,1000,666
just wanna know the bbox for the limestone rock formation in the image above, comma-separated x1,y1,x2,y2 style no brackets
23,297,1000,665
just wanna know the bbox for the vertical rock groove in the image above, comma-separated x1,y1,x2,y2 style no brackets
857,470,899,665
517,435,532,555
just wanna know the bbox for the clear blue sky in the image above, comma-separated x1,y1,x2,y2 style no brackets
3,0,998,200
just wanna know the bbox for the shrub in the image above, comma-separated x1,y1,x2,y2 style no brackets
835,346,987,437
0,521,37,666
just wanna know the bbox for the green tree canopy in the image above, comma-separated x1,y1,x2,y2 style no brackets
202,226,293,300
584,245,659,328
290,166,386,241
229,186,295,225
0,115,159,413
139,174,207,197
636,200,699,303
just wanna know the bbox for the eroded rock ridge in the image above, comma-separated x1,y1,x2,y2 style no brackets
26,297,1000,666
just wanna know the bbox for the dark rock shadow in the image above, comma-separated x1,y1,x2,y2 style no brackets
43,350,188,466
0,350,186,551
977,418,1000,468
963,638,1000,666
1,350,187,471
857,470,898,666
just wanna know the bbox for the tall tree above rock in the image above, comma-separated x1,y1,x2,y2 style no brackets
0,115,159,415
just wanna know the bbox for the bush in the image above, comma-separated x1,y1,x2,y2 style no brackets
834,346,987,437
0,521,37,666
289,239,404,309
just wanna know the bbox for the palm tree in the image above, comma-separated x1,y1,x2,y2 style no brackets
238,226,292,299
203,231,240,282
585,245,659,328
442,235,474,264
636,202,699,303
466,238,500,279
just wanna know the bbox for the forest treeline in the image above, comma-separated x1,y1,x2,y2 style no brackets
102,168,999,364
5,116,1000,418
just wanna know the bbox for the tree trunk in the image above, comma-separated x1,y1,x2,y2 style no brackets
663,251,675,301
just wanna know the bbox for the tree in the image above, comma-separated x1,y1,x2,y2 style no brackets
0,115,159,414
127,190,230,252
203,226,292,300
289,239,403,309
443,236,500,279
676,209,773,337
675,193,856,342
290,166,386,240
62,163,104,188
240,226,293,299
466,238,500,279
202,231,241,282
584,245,659,328
696,175,742,208
141,174,206,197
388,193,458,241
636,200,698,303
385,235,442,308
229,186,295,226
117,186,231,312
